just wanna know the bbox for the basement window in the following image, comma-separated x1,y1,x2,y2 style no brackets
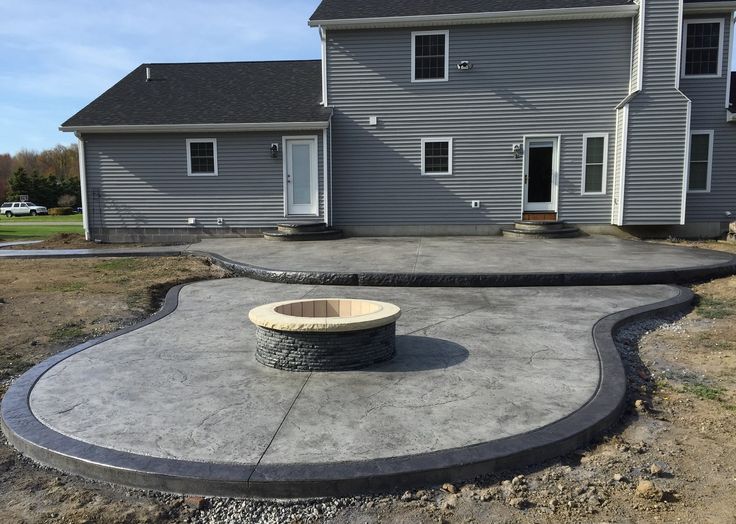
186,138,218,176
688,131,713,192
421,138,453,175
682,20,723,77
581,134,608,195
412,30,449,82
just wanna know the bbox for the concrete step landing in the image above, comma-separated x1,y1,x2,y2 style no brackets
264,222,342,241
502,221,581,239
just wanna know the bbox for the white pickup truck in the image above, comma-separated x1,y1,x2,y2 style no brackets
1,201,49,217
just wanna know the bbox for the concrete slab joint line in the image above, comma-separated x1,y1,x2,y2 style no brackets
0,277,695,498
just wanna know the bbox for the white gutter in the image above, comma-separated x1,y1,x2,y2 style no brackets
74,132,91,241
309,5,639,29
60,122,331,134
683,1,736,14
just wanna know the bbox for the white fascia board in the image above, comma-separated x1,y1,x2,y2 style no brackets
683,2,736,14
60,122,331,133
308,5,639,29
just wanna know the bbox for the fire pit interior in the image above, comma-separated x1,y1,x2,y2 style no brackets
249,299,401,372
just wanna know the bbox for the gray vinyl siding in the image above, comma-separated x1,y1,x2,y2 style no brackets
83,132,324,230
621,0,690,224
326,19,632,226
681,13,736,222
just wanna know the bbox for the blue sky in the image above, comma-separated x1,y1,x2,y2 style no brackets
0,2,734,155
0,0,321,154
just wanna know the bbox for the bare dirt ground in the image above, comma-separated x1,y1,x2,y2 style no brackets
1,243,735,523
0,256,230,524
0,233,178,250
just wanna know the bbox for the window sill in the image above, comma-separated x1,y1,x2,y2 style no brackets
187,173,218,177
412,78,449,83
421,172,453,176
581,191,606,196
681,74,722,80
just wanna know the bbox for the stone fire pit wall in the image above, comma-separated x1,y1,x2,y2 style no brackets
248,299,401,372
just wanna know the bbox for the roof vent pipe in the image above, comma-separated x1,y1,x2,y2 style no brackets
146,67,151,82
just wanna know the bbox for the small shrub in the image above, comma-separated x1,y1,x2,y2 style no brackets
57,194,77,207
49,207,74,216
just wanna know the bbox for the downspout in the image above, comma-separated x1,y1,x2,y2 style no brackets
74,131,91,241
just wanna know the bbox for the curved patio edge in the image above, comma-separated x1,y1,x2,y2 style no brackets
195,250,736,288
0,283,694,499
0,244,734,287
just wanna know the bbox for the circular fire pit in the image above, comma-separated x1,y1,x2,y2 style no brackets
248,299,401,372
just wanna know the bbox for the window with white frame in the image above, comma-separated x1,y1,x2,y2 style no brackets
688,131,713,192
412,31,449,82
682,20,723,77
582,134,608,194
421,138,453,175
186,138,218,176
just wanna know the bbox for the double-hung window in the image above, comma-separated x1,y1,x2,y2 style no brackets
581,134,608,194
186,138,218,176
412,30,449,82
682,20,723,77
421,138,453,175
688,131,713,192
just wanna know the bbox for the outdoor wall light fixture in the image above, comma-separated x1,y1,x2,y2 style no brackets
512,144,523,159
270,143,279,158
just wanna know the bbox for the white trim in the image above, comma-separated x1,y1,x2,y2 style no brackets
726,12,735,109
186,138,218,177
686,129,714,194
629,16,635,92
680,18,725,79
322,127,329,225
283,135,320,217
60,122,331,133
320,27,328,106
521,134,561,214
675,0,683,87
420,137,453,175
683,2,736,14
411,30,450,83
616,105,630,226
637,0,645,92
308,5,639,29
74,133,91,241
581,133,609,195
681,101,693,223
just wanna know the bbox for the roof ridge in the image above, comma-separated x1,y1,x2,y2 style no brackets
141,59,321,67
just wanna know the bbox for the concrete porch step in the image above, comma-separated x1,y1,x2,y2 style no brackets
276,222,328,234
513,220,568,232
502,221,581,239
263,228,343,241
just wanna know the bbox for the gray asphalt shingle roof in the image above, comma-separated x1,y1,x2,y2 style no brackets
62,60,330,128
310,0,636,21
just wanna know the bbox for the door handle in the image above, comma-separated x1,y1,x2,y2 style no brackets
524,175,528,184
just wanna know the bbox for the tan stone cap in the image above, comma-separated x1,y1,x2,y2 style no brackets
248,298,401,333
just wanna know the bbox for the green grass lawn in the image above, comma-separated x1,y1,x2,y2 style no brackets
0,214,83,223
0,223,84,241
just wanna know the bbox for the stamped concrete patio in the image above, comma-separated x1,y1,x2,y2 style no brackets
2,277,691,497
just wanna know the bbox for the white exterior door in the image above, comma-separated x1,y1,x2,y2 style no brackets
523,137,559,212
284,137,318,216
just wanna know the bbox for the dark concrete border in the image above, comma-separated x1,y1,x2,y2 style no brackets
1,283,694,498
193,249,736,288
